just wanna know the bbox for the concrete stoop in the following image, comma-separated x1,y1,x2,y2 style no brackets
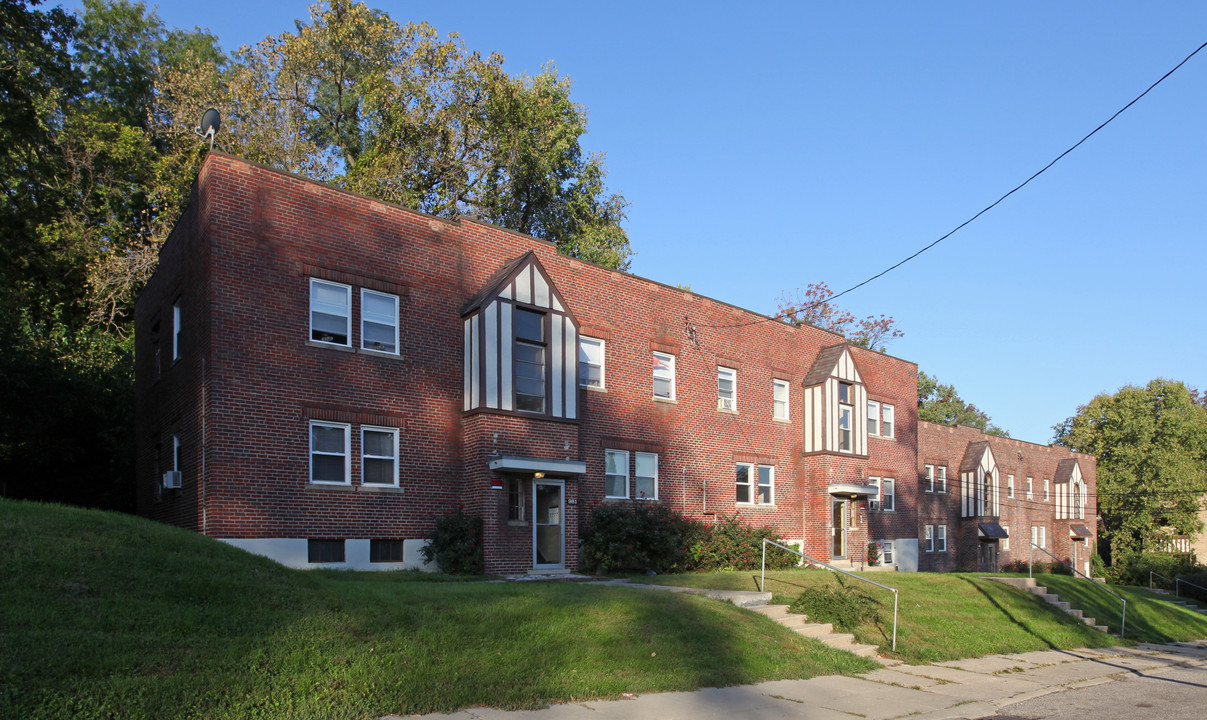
750,604,883,660
987,576,1111,633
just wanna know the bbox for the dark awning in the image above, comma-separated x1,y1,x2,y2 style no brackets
1070,524,1093,539
978,522,1009,540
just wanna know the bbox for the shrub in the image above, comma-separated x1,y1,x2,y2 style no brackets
1105,550,1201,587
867,542,880,566
420,508,483,574
686,514,797,572
580,501,693,574
789,575,883,632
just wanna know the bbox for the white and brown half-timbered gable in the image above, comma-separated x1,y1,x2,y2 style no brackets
802,345,869,456
461,252,580,421
960,441,999,518
1054,458,1088,521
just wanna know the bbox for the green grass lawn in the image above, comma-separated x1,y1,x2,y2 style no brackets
634,569,1160,663
0,500,873,720
1037,574,1207,642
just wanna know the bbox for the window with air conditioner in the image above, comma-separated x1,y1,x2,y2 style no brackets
717,366,736,412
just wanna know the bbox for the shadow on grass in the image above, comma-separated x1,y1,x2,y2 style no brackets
958,576,1058,650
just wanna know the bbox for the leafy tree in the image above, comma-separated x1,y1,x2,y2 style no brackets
917,370,1009,436
1053,379,1207,562
776,281,902,351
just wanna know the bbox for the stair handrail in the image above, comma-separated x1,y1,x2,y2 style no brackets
1175,576,1207,600
761,538,899,651
1150,570,1172,590
1030,541,1126,638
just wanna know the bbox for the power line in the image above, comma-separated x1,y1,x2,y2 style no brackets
695,38,1207,332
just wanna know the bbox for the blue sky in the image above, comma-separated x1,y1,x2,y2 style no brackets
66,1,1206,444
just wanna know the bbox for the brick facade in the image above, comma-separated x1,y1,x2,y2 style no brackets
135,153,1081,576
916,422,1098,574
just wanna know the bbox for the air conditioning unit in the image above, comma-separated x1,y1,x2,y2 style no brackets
718,397,735,411
163,470,182,489
869,499,881,511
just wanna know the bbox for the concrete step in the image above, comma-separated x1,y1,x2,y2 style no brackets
985,576,1110,635
777,614,812,629
1050,600,1071,611
750,604,792,619
748,602,883,659
847,642,881,657
794,621,835,637
986,576,1038,589
1093,625,1109,633
819,632,857,649
1082,616,1097,626
1067,608,1084,620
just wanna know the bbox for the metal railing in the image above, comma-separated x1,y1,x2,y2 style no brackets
760,539,899,651
1030,542,1126,638
1150,571,1172,590
1176,577,1207,600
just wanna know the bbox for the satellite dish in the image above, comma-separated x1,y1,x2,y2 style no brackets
196,108,221,149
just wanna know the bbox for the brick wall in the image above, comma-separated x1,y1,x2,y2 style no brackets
136,153,923,574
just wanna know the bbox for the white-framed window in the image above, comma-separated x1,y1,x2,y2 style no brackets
635,452,658,500
736,463,774,505
172,434,182,473
717,366,736,411
924,465,934,493
653,351,675,400
937,525,947,553
868,476,880,507
924,524,934,553
867,401,895,438
361,425,399,486
514,307,546,413
172,300,182,361
880,540,894,565
1043,478,1050,502
579,337,605,389
605,449,629,499
361,289,399,354
310,420,350,484
1040,526,1047,549
882,477,895,511
772,379,789,420
1007,474,1015,498
1001,525,1010,551
935,465,947,493
1026,477,1034,500
310,278,352,346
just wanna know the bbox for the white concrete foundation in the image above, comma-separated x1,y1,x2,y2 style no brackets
220,537,437,571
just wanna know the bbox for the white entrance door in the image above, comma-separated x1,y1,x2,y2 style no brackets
533,481,565,568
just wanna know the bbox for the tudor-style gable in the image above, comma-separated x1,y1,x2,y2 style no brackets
802,345,868,456
1054,458,1087,520
960,441,999,518
462,252,580,420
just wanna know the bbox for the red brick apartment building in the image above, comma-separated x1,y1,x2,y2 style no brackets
136,153,1090,576
916,422,1097,576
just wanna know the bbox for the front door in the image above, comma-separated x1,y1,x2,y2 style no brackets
533,481,564,568
978,542,998,572
832,500,847,559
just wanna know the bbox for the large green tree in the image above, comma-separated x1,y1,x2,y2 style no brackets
917,370,1009,436
1053,379,1207,562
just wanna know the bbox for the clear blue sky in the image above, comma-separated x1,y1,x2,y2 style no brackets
66,1,1207,444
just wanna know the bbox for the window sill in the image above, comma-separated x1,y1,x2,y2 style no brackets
717,408,738,415
736,503,777,509
359,347,403,360
653,396,678,404
773,417,791,424
307,340,354,353
507,520,530,527
869,434,895,441
359,484,404,494
582,385,607,393
308,482,354,490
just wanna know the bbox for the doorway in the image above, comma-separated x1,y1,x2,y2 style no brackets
832,500,847,559
978,541,998,572
533,481,564,568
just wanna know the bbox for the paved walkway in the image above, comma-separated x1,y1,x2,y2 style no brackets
390,642,1207,720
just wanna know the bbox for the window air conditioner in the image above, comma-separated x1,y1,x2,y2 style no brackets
869,499,880,511
163,470,182,489
719,397,734,411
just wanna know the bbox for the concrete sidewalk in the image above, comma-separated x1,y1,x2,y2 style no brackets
389,641,1207,720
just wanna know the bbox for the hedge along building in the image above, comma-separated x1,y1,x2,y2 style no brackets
134,152,921,575
916,422,1097,575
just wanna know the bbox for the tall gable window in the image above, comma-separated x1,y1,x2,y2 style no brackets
653,351,675,400
310,279,351,346
717,367,736,411
838,382,853,452
461,253,579,420
361,290,399,354
514,308,546,413
579,337,604,388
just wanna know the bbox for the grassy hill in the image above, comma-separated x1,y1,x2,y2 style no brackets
0,500,871,720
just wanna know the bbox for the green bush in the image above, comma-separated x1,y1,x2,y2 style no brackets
421,508,484,574
580,501,693,574
686,514,797,571
1179,572,1207,603
867,542,880,566
789,575,883,632
1105,550,1201,587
